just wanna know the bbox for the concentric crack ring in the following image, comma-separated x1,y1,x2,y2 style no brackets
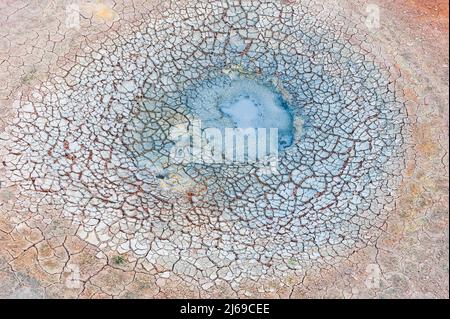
2,1,407,285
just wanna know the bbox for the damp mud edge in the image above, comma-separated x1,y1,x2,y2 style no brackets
184,75,297,154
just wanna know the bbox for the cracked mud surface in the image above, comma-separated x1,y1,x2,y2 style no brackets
0,0,448,298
